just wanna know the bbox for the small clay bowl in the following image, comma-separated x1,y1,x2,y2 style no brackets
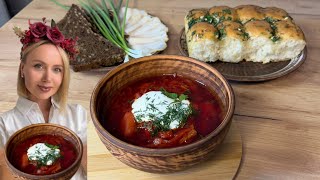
90,55,235,173
4,123,83,180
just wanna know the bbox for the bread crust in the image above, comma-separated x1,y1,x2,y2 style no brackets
209,6,238,22
275,20,305,40
235,5,265,24
217,21,244,40
263,7,290,21
184,9,208,32
187,22,218,42
244,20,272,38
186,22,219,62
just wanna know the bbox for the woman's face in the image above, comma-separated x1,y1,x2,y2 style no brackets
21,44,64,102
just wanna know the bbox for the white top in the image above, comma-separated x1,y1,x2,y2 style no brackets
0,96,87,180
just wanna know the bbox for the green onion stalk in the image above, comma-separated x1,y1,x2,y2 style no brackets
79,0,142,59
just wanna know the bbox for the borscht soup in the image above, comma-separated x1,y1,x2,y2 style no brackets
102,74,224,148
10,134,77,175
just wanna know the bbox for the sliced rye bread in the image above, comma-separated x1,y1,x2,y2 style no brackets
57,4,125,72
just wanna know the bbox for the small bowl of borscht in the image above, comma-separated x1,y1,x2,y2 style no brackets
91,55,235,173
4,123,83,180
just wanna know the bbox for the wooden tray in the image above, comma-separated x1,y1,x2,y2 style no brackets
88,120,242,180
178,28,307,82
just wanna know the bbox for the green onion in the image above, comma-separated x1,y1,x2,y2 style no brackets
79,0,142,58
50,0,70,10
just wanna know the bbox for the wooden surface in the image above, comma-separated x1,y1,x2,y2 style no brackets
0,0,320,179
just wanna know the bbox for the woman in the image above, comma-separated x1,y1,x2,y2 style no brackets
0,19,87,179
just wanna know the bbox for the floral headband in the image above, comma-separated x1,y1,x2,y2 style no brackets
13,18,78,60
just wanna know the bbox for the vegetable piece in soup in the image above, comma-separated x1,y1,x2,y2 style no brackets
103,75,223,148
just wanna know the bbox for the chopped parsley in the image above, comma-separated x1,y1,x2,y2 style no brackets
214,30,219,38
160,88,188,101
265,17,278,24
44,143,59,150
248,18,256,22
188,12,230,30
218,28,226,40
188,18,199,29
234,19,242,24
270,35,280,42
237,26,250,40
191,30,196,37
203,14,215,24
222,8,232,15
264,17,281,42
242,31,250,40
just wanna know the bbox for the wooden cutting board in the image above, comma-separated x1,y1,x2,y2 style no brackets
88,120,242,180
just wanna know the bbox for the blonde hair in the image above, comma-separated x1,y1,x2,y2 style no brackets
17,40,70,111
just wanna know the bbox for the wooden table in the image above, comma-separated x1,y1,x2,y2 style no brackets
1,0,320,179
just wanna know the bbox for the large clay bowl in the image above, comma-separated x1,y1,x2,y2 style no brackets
91,55,235,173
4,123,83,180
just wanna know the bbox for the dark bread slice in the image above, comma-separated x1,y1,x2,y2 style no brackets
57,4,125,72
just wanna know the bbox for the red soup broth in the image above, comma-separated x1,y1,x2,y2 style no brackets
11,134,77,175
102,74,224,148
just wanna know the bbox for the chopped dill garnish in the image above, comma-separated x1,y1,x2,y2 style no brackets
133,88,193,135
28,143,61,167
152,101,192,132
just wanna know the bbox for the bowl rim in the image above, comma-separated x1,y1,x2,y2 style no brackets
4,123,83,178
90,54,235,155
